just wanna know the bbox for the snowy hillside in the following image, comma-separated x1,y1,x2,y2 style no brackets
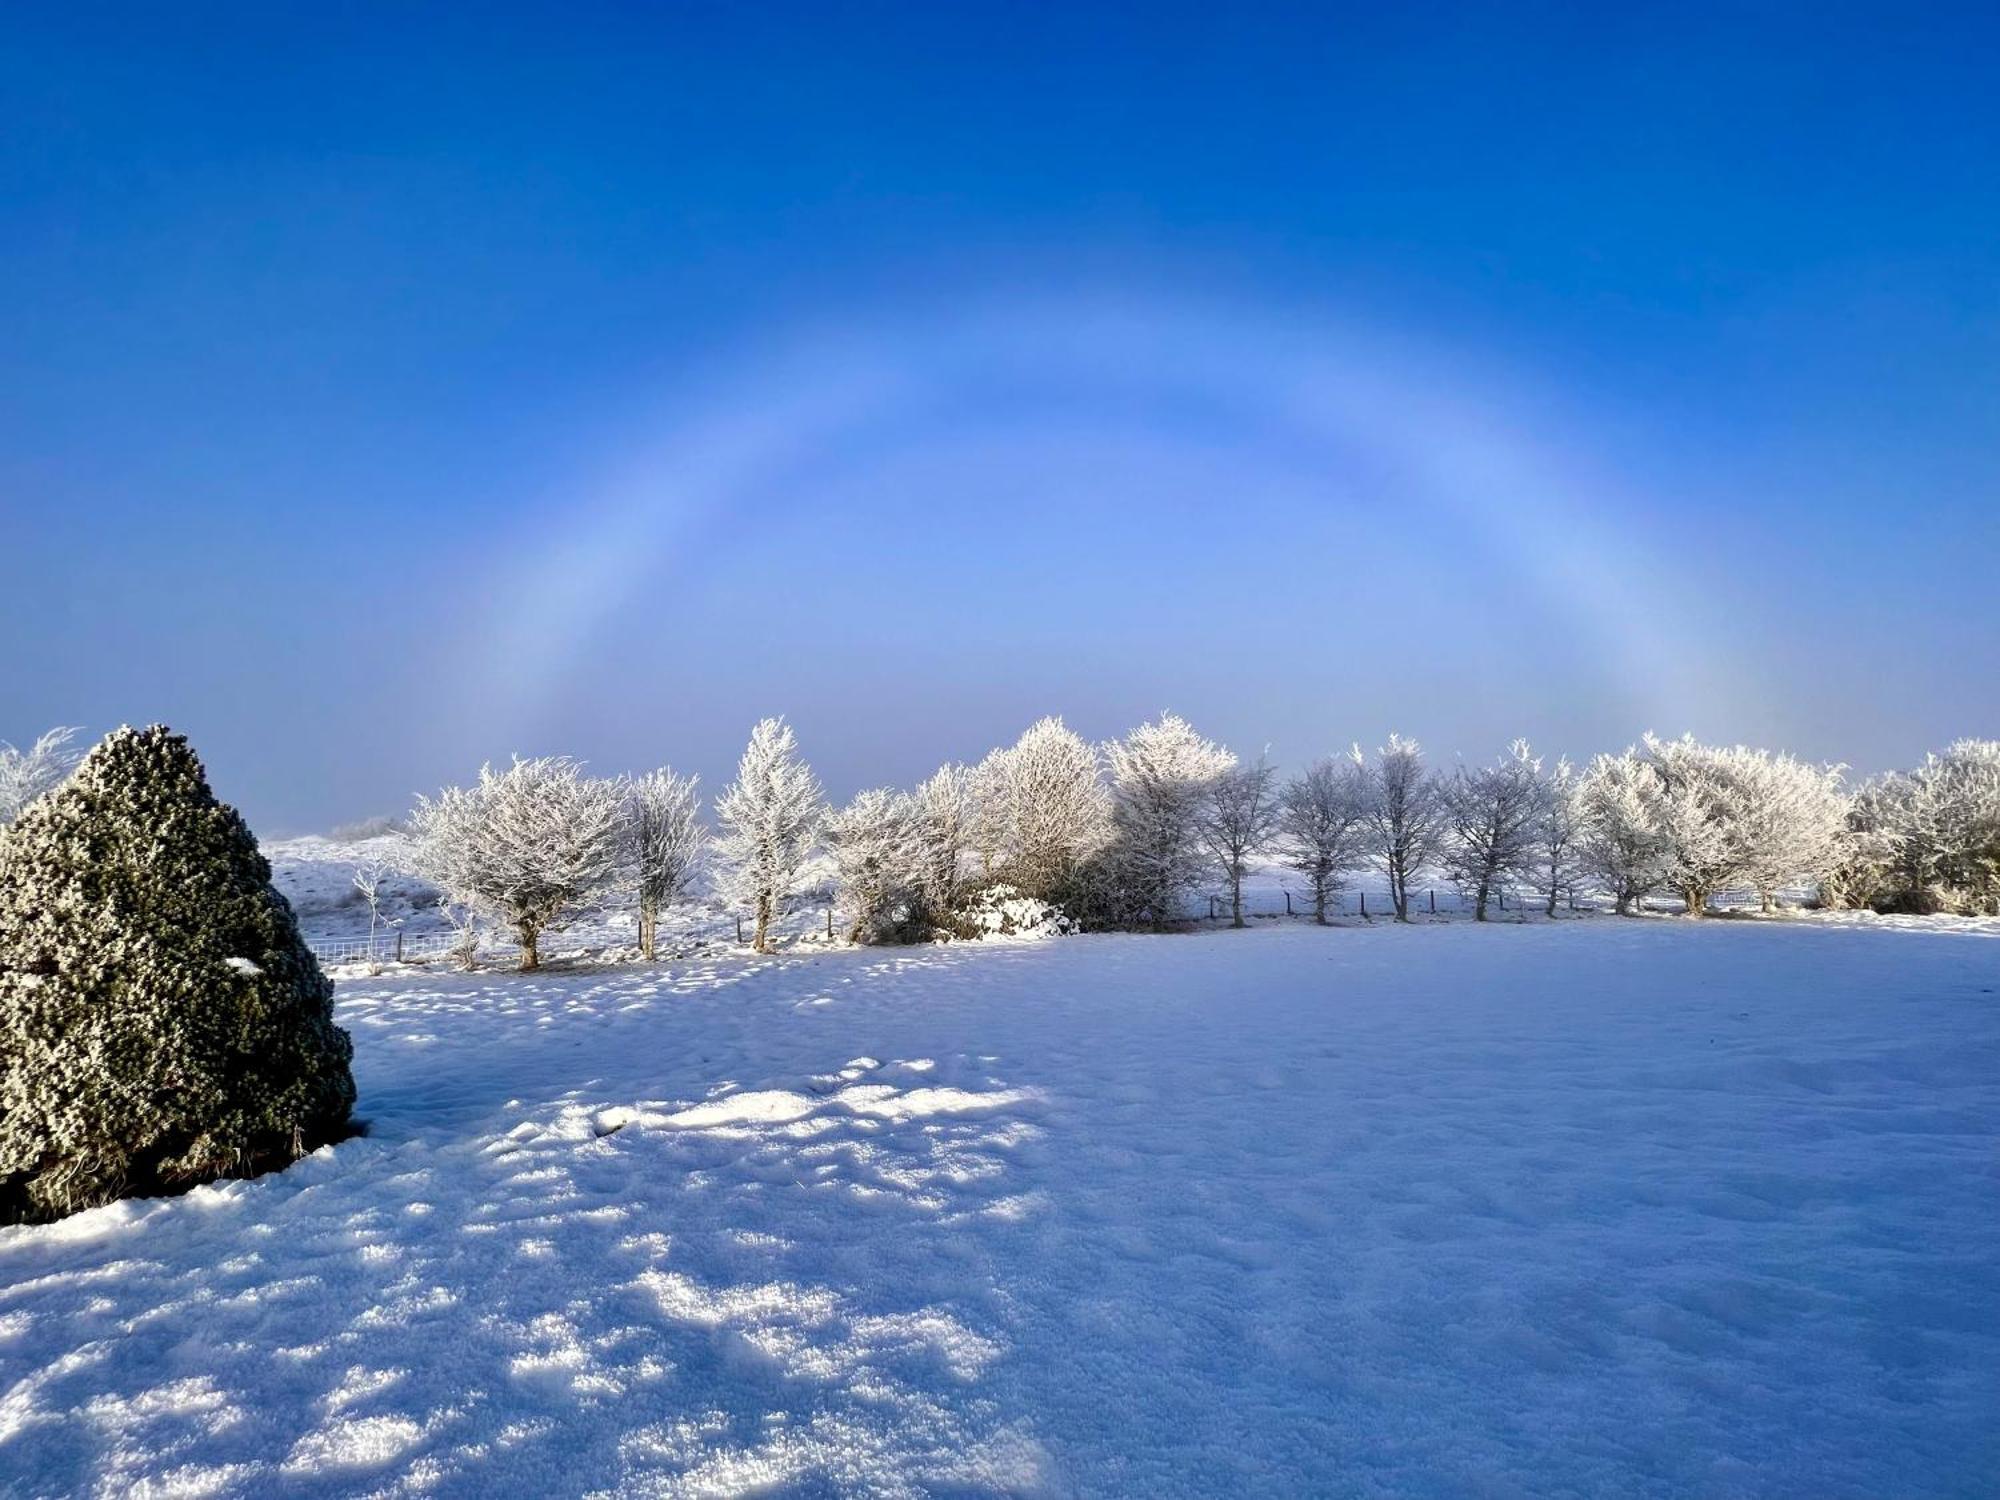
2,920,1995,1496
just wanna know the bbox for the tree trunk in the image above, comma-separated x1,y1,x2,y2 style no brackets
639,899,657,961
1545,885,1559,918
518,922,541,972
1314,882,1329,925
1230,872,1245,928
1474,876,1491,921
1614,891,1632,916
753,891,774,954
1759,889,1774,914
1682,886,1706,917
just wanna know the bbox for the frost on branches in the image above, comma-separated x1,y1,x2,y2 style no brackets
1277,756,1368,924
1828,740,2000,914
911,763,979,916
1441,739,1545,921
625,769,705,960
980,717,1111,904
1533,756,1585,917
1205,756,1279,929
1577,747,1671,914
714,717,825,953
1575,736,1847,915
1106,713,1235,927
825,788,921,944
0,727,354,1224
410,756,626,970
0,727,83,825
1359,735,1445,922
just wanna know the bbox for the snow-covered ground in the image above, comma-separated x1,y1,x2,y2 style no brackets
3,921,1996,1497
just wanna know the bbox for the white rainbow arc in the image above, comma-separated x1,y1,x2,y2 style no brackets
463,290,1734,747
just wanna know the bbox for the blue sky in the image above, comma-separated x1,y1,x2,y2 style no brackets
4,4,1995,830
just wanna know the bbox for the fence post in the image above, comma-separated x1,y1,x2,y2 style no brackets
1429,888,1436,915
394,930,404,962
826,905,834,940
1359,890,1367,918
735,914,744,945
1285,890,1292,917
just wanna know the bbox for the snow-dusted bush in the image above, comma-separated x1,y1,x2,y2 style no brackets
625,769,705,960
1441,739,1544,921
410,756,627,970
826,788,923,943
1106,713,1235,927
1278,755,1368,923
0,727,354,1224
1359,735,1444,921
1576,747,1671,914
714,717,824,953
1205,756,1278,928
0,726,82,825
985,717,1111,901
948,883,1078,940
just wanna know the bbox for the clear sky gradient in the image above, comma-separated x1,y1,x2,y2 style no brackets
4,4,1996,831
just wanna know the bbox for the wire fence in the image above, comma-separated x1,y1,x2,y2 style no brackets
1180,883,1805,922
304,883,1804,968
1179,884,1586,922
304,929,480,967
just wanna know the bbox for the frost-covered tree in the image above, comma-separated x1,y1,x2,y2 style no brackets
1734,750,1847,911
989,716,1110,900
1106,713,1236,927
1359,735,1444,921
1576,747,1671,914
433,891,483,970
0,726,83,825
1832,740,2000,914
625,769,705,960
1277,756,1368,923
968,747,1012,879
1534,756,1584,916
714,717,824,953
1916,740,2000,910
826,788,922,943
1639,734,1759,916
911,763,979,917
410,756,627,971
1441,739,1544,921
1819,777,1902,912
349,856,398,974
0,727,354,1224
1205,755,1278,928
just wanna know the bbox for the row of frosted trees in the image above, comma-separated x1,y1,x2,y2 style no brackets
5,722,1996,970
327,716,1999,966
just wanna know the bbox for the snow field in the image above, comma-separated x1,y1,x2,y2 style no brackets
1,919,1996,1497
